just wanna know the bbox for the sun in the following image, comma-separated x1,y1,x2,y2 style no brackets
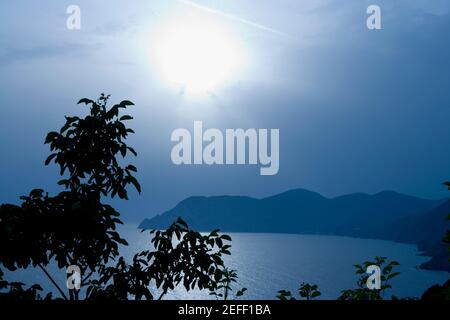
151,19,245,95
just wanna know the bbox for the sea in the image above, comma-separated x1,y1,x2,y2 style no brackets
3,224,449,300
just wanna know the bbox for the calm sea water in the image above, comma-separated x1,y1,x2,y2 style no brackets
3,224,449,300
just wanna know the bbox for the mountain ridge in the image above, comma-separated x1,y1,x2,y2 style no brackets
139,188,449,271
139,188,446,233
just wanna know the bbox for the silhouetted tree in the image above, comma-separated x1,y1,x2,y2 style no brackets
0,94,234,300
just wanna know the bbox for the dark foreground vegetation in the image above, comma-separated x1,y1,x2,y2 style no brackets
0,95,448,300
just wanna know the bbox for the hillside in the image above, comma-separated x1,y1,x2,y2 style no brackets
140,188,449,271
139,188,442,236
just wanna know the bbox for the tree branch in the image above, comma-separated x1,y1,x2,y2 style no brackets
157,290,166,300
37,263,68,300
81,270,94,287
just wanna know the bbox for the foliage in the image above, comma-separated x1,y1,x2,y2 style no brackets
86,218,233,300
0,94,137,300
299,282,321,300
277,282,321,300
443,182,450,261
421,279,450,300
208,266,247,300
420,183,450,300
0,191,125,272
277,290,295,300
0,95,235,300
338,256,400,300
45,94,140,199
0,268,52,300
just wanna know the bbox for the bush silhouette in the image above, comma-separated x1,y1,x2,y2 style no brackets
338,256,400,300
443,182,450,261
277,282,321,300
207,267,247,300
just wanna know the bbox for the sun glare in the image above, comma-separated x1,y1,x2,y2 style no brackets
151,19,245,95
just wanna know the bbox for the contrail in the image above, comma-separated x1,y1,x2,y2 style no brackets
177,0,291,38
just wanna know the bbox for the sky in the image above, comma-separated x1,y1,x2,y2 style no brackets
0,0,450,222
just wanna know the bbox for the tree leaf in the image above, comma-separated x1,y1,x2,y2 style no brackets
120,115,133,121
78,98,94,105
119,100,135,107
45,153,57,166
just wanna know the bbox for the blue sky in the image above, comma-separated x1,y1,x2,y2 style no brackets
0,1,450,222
